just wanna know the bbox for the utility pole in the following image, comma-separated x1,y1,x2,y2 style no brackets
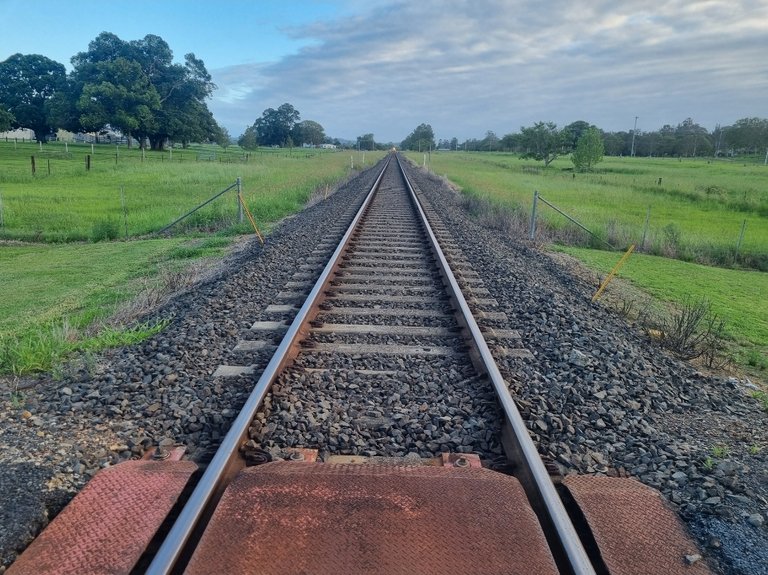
630,116,638,157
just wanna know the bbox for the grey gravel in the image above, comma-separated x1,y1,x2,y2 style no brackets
1,156,765,575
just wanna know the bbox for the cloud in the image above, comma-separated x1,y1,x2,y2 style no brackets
209,0,768,141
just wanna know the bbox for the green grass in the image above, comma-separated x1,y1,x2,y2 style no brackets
0,239,187,373
558,246,767,372
0,141,381,241
0,143,384,375
410,152,768,270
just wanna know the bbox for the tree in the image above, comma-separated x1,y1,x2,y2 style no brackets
519,122,564,166
247,103,300,147
293,120,326,146
356,133,375,150
238,124,258,150
571,127,604,172
726,117,768,154
70,32,220,149
0,53,67,141
0,109,13,132
76,57,160,142
401,123,435,151
562,120,592,152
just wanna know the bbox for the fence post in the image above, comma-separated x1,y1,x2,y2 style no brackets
735,219,747,255
86,155,91,171
529,190,539,240
0,191,4,228
31,156,36,175
641,206,651,250
237,177,244,223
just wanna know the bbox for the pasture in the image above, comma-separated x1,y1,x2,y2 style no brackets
411,152,767,271
406,151,767,377
0,141,384,374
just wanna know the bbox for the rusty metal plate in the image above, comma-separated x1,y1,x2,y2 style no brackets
8,460,197,575
186,462,559,575
562,475,712,575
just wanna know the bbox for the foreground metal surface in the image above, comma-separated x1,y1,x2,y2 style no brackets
185,461,559,575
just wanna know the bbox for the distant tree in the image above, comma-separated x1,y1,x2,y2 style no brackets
293,120,326,146
356,133,375,150
401,123,435,151
450,137,458,150
247,103,300,147
480,130,499,151
0,53,67,141
500,132,520,152
519,122,564,166
562,120,593,152
238,124,258,149
571,127,604,172
725,117,768,154
674,118,711,157
214,125,231,148
0,109,13,132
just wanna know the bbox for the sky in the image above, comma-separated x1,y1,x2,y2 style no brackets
1,0,766,143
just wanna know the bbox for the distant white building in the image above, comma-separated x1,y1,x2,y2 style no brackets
0,127,35,140
320,143,337,149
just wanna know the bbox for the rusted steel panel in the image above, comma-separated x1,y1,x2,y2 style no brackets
186,461,559,575
8,460,197,575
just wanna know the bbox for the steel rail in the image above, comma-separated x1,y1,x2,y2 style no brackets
146,155,393,575
395,154,596,575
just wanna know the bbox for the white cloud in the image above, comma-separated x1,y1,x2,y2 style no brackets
209,0,768,141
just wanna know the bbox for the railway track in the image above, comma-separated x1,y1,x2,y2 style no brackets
8,154,711,575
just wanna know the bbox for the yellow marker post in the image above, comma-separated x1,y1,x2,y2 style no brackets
238,194,265,246
592,244,635,302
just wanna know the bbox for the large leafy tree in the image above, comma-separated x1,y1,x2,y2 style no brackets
519,122,564,166
401,123,435,151
70,32,218,149
0,53,67,141
247,103,301,147
571,127,604,172
76,57,160,140
293,120,326,146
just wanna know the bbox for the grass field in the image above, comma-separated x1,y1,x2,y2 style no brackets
408,152,767,270
559,247,767,372
405,151,767,377
0,142,384,374
0,141,380,241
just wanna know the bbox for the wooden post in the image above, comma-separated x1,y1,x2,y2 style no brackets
0,191,4,228
47,158,51,175
31,156,36,175
86,155,91,171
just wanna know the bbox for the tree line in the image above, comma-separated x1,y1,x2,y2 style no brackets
0,32,226,150
435,117,768,160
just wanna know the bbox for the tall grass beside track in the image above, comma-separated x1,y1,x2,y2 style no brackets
0,142,384,375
